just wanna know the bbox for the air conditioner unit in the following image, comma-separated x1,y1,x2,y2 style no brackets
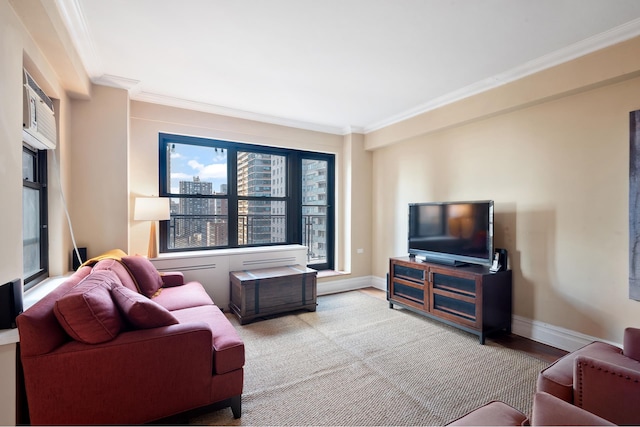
22,69,57,150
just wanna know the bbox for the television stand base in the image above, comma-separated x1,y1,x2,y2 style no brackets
414,255,468,267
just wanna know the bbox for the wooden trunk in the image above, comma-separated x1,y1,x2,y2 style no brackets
229,265,317,324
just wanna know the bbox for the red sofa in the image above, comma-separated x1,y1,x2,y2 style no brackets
17,251,245,425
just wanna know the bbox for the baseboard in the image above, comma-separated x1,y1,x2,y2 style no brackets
370,275,386,291
511,315,621,352
320,275,620,352
317,275,376,295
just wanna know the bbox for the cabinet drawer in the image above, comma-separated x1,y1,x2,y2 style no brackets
393,264,425,283
391,281,424,305
433,294,476,324
431,272,476,297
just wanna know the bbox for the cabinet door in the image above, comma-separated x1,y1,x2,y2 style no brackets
389,261,428,311
429,268,480,328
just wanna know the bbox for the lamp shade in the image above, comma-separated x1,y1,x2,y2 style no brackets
134,197,170,221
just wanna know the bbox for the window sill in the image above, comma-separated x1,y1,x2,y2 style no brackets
317,270,347,279
153,244,307,260
23,274,71,310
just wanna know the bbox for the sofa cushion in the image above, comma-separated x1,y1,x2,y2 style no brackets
93,258,140,292
53,270,123,344
151,281,214,311
111,285,179,329
171,304,245,374
121,255,164,297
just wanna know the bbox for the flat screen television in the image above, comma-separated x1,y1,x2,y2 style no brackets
408,200,494,266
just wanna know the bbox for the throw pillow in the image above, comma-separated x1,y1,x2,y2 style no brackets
54,270,123,344
111,285,178,329
120,255,164,297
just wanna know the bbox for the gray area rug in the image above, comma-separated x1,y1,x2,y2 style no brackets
191,291,548,425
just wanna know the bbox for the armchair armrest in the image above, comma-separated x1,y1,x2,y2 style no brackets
159,271,184,287
446,401,527,426
574,355,640,425
532,392,614,426
623,327,640,362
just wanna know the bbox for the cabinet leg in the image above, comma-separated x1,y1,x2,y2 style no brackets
388,302,394,309
479,334,485,345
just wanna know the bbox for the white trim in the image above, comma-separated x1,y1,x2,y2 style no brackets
317,275,376,296
55,0,103,78
370,275,387,291
0,329,19,346
363,18,640,134
94,74,141,92
131,91,347,135
511,315,621,352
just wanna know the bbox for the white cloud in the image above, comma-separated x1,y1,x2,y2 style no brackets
188,160,203,170
171,172,192,180
187,160,226,180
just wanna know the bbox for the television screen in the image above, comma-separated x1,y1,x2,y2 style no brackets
408,200,494,266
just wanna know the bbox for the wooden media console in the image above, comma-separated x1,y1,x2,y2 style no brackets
388,257,512,344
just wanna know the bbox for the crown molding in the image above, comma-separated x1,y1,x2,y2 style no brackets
131,92,347,135
54,0,102,79
94,74,141,92
363,17,640,134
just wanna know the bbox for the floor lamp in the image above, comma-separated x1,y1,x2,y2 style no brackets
134,197,170,258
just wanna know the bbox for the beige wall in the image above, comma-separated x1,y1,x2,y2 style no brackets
342,133,373,276
369,51,640,344
69,85,130,258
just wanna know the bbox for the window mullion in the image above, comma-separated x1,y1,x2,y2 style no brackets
228,147,239,247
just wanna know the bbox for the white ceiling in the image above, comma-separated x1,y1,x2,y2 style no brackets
56,0,640,135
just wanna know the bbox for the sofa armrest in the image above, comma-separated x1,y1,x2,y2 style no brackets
160,271,184,287
21,322,215,425
573,355,640,425
623,327,640,362
531,392,614,426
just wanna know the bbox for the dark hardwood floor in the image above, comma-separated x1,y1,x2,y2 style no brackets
358,287,568,363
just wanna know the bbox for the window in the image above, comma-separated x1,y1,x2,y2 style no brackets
159,133,335,270
23,144,48,289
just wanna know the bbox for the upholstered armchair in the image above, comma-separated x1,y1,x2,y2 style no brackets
536,327,640,425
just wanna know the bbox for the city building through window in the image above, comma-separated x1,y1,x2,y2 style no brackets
159,133,334,270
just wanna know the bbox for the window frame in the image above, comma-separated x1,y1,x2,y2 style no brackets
158,133,335,270
22,144,48,290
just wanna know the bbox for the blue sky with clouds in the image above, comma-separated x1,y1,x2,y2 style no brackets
170,143,227,194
